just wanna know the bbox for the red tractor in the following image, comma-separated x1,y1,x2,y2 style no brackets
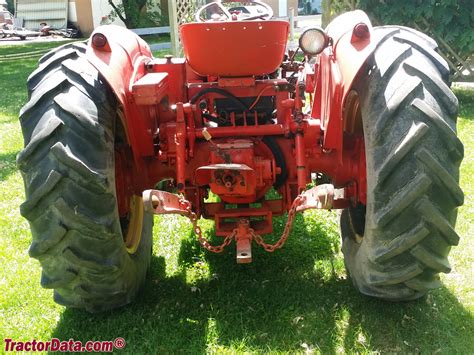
18,1,463,311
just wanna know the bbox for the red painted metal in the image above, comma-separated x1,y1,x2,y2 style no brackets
175,103,187,191
143,189,190,216
180,20,289,76
82,9,385,257
196,163,257,198
313,10,376,123
234,219,253,264
151,57,188,106
115,149,131,217
194,125,285,138
194,139,275,203
218,77,256,87
330,12,375,106
210,203,273,236
86,25,155,161
131,72,169,105
295,132,307,192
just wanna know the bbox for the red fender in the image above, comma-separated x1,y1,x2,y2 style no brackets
85,25,155,160
312,10,378,153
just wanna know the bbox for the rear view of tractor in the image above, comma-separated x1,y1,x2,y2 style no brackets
17,1,463,311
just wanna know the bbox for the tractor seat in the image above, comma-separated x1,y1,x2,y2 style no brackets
180,20,289,77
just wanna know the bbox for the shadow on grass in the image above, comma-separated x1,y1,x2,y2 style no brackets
51,214,473,353
0,152,19,181
454,88,474,121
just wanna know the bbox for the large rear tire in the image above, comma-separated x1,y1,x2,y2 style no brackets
341,27,463,300
17,43,153,312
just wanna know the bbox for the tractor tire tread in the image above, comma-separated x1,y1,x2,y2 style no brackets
341,26,463,301
38,41,87,65
18,44,152,312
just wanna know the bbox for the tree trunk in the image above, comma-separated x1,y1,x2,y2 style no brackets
322,0,331,28
109,0,148,28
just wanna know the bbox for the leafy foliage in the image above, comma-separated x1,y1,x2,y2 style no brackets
331,0,473,60
108,0,168,28
6,0,14,13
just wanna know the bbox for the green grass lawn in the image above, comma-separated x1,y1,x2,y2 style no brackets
0,42,473,353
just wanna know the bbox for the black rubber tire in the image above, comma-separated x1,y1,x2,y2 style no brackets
340,26,463,301
17,42,153,312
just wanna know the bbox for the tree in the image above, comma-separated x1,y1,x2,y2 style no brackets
108,0,148,28
108,0,168,28
329,0,473,66
6,0,14,13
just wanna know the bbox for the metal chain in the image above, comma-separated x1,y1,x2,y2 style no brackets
181,199,235,253
252,195,305,252
179,194,305,253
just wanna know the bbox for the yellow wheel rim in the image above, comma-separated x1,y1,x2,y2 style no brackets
124,195,144,254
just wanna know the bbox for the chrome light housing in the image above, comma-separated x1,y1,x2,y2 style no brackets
299,27,330,56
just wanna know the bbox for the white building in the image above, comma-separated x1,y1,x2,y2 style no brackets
14,0,125,33
14,0,298,35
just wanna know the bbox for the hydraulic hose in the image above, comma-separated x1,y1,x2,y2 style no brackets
190,87,249,112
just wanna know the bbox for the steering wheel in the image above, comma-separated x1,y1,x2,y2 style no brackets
195,1,274,22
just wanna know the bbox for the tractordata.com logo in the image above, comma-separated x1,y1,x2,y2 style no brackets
4,337,126,352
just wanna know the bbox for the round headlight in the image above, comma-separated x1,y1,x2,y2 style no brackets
299,27,329,56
